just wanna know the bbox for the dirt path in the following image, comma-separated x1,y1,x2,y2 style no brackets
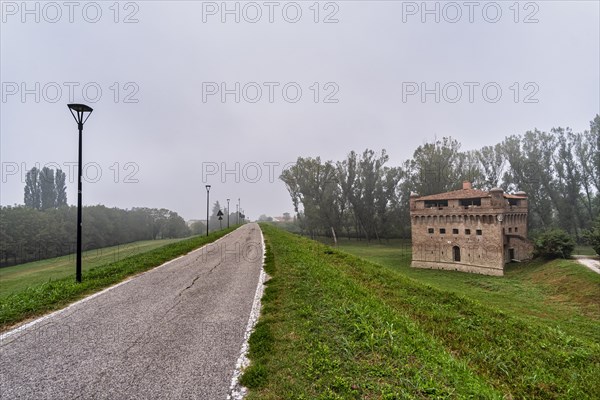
573,255,600,274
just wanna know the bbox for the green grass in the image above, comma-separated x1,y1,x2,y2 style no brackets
0,238,186,297
335,239,600,343
244,225,600,399
0,228,236,332
573,245,598,256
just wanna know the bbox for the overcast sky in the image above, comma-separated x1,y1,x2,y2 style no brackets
1,0,599,221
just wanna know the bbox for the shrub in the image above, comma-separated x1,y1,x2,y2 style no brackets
534,229,576,259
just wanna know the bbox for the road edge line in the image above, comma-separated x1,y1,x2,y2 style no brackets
227,225,268,400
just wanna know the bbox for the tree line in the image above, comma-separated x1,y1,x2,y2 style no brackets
0,205,190,267
24,167,68,210
281,115,599,242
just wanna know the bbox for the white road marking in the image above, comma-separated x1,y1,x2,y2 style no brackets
227,227,268,400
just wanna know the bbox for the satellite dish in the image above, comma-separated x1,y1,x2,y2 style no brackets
497,214,504,222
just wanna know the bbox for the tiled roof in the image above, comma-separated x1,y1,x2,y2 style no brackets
417,189,490,201
417,189,527,201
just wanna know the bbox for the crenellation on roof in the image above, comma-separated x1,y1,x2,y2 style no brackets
414,187,527,201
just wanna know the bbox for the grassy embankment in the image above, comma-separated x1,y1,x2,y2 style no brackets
0,228,236,332
334,238,600,343
0,238,186,297
242,225,599,399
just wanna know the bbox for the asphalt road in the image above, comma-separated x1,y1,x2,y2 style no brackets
0,223,265,400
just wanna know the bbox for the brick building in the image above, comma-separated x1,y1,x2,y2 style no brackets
409,182,533,276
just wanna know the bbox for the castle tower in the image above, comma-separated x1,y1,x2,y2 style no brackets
409,183,532,276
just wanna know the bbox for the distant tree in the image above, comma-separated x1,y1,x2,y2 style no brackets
502,132,555,229
282,212,291,221
258,214,273,222
281,156,342,238
553,128,585,236
190,221,206,235
211,201,222,217
164,211,190,238
0,205,192,266
574,116,600,221
534,229,576,259
408,137,464,196
55,169,67,207
583,216,600,256
24,167,41,209
39,167,57,210
475,143,505,189
209,201,223,231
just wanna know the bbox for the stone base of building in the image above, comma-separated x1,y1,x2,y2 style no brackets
411,260,504,276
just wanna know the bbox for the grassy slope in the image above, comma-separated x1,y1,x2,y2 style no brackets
0,228,236,332
244,225,599,399
0,238,185,297
335,238,600,343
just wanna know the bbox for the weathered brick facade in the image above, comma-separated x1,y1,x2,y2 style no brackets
410,182,533,276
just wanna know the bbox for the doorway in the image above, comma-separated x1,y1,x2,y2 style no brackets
453,246,461,262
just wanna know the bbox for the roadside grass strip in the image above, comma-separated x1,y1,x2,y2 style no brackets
243,225,600,399
0,228,237,332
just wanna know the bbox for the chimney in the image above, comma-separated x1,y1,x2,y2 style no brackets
462,181,472,190
409,192,419,210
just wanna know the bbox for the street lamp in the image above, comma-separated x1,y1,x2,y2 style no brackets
67,103,93,283
238,198,241,225
205,185,211,236
226,198,230,228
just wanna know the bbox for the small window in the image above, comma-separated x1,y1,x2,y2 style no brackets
452,228,459,234
465,229,471,235
515,227,518,233
508,227,512,233
459,198,481,207
476,229,482,236
425,200,448,208
428,228,434,234
440,228,446,234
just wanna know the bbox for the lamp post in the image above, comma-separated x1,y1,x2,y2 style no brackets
238,198,241,224
226,198,230,228
205,185,211,236
67,104,93,283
